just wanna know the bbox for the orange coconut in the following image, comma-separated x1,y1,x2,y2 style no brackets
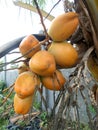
14,71,40,98
48,41,78,68
41,70,66,91
48,12,79,41
29,50,56,76
14,94,33,114
19,34,41,58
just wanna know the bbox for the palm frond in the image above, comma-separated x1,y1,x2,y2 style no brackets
13,0,54,21
14,0,47,9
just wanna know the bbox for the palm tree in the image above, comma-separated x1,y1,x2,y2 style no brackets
0,0,98,130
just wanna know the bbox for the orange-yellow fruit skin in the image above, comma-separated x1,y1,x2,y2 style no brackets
29,50,56,76
14,94,33,115
19,34,41,58
48,42,78,68
48,12,79,42
14,71,39,98
41,70,66,91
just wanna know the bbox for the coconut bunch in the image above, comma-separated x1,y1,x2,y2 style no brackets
13,11,80,115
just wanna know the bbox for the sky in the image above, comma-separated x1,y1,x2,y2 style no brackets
0,0,65,47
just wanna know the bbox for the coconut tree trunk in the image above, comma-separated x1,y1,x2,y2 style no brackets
82,0,98,57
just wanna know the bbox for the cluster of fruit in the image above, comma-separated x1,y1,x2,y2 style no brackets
13,12,79,115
